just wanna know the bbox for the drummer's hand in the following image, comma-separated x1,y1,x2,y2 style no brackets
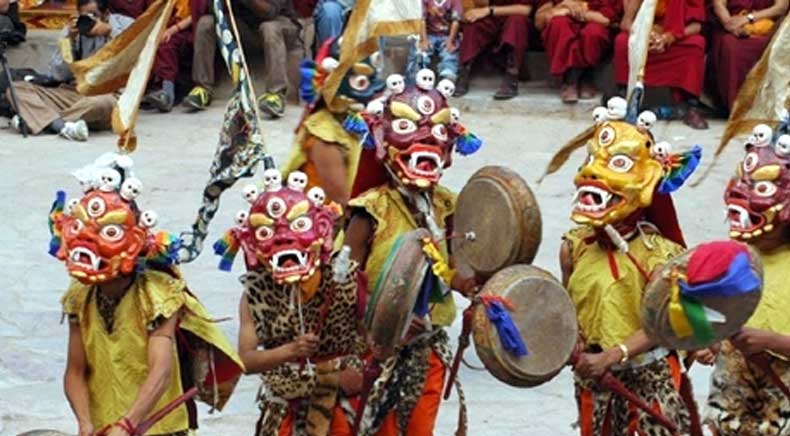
731,327,776,356
691,343,720,366
78,422,95,436
288,334,320,360
338,367,363,396
451,273,479,298
574,349,620,380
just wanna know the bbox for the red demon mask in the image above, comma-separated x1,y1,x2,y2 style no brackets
368,84,459,190
724,126,790,244
235,181,337,284
55,190,148,284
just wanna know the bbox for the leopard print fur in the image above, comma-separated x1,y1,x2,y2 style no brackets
574,357,691,436
358,329,467,436
705,341,790,436
242,259,362,436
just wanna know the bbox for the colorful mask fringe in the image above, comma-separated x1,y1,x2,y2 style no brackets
299,60,321,104
658,145,703,194
213,229,240,272
48,190,66,257
479,294,528,357
668,241,760,345
342,111,369,137
454,125,483,156
140,231,182,269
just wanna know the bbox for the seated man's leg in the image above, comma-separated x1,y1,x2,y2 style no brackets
493,15,529,100
612,30,629,90
543,15,582,102
5,81,64,135
314,0,346,46
433,34,459,82
455,17,500,96
258,17,290,118
63,94,116,132
185,14,217,111
577,22,612,99
147,30,191,112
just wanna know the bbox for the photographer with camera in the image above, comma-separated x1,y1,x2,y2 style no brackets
0,0,26,45
5,0,133,141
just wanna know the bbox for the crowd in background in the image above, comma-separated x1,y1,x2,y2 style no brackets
1,0,788,140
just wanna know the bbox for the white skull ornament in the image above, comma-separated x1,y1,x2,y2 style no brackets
592,107,608,125
637,111,657,131
307,187,326,206
140,210,158,229
242,184,259,204
436,79,455,98
386,74,405,95
320,57,339,73
606,97,628,120
235,210,249,226
366,99,385,117
415,69,436,91
450,107,461,125
776,135,790,156
120,177,143,201
98,169,122,192
66,198,79,215
651,141,673,160
263,169,283,192
287,171,308,192
752,124,773,147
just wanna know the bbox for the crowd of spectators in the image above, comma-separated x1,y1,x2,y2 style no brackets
1,0,788,140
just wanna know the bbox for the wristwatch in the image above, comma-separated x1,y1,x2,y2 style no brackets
747,12,755,24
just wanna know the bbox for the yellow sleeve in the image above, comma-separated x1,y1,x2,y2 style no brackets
61,280,90,318
136,269,187,326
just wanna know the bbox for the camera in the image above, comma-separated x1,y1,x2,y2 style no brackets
76,13,97,36
0,30,24,47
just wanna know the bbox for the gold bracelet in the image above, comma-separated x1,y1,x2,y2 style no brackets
617,343,629,364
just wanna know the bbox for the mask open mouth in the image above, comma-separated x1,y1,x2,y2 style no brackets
726,199,780,239
572,183,623,217
67,246,108,272
269,248,314,281
393,143,445,187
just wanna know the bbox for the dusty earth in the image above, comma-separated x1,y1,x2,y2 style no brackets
0,93,746,435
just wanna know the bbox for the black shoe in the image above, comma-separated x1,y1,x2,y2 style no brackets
143,90,173,113
453,65,471,97
493,74,518,100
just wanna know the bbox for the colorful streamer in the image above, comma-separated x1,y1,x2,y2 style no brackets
480,296,528,357
658,145,702,194
48,190,66,257
213,229,240,271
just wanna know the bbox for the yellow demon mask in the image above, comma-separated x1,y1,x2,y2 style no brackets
568,98,702,227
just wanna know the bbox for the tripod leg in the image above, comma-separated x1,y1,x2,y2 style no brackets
1,55,28,137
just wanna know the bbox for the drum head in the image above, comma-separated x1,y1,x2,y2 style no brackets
473,264,578,387
365,228,431,358
642,245,763,350
453,166,542,278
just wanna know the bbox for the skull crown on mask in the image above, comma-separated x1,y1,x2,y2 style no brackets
724,124,790,243
234,175,338,284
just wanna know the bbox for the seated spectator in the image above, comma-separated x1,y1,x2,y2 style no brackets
454,0,533,100
185,0,314,116
0,0,27,45
142,0,194,112
614,0,708,129
708,0,788,112
406,0,461,84
536,0,620,103
5,0,131,140
313,0,353,45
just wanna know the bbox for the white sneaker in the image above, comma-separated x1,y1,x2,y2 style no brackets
59,120,89,141
10,115,21,133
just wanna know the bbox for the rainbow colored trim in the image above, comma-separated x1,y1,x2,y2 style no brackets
455,125,483,156
213,229,240,272
48,190,66,257
658,145,702,194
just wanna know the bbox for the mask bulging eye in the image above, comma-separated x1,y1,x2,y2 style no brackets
608,154,634,173
598,126,615,146
349,74,370,91
290,216,313,233
392,118,417,135
432,124,448,141
754,181,777,197
743,152,759,172
100,224,125,242
71,220,84,233
255,226,274,241
87,197,106,217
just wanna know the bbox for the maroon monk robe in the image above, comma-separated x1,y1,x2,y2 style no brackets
709,0,777,109
613,0,706,97
542,0,621,77
459,0,533,69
